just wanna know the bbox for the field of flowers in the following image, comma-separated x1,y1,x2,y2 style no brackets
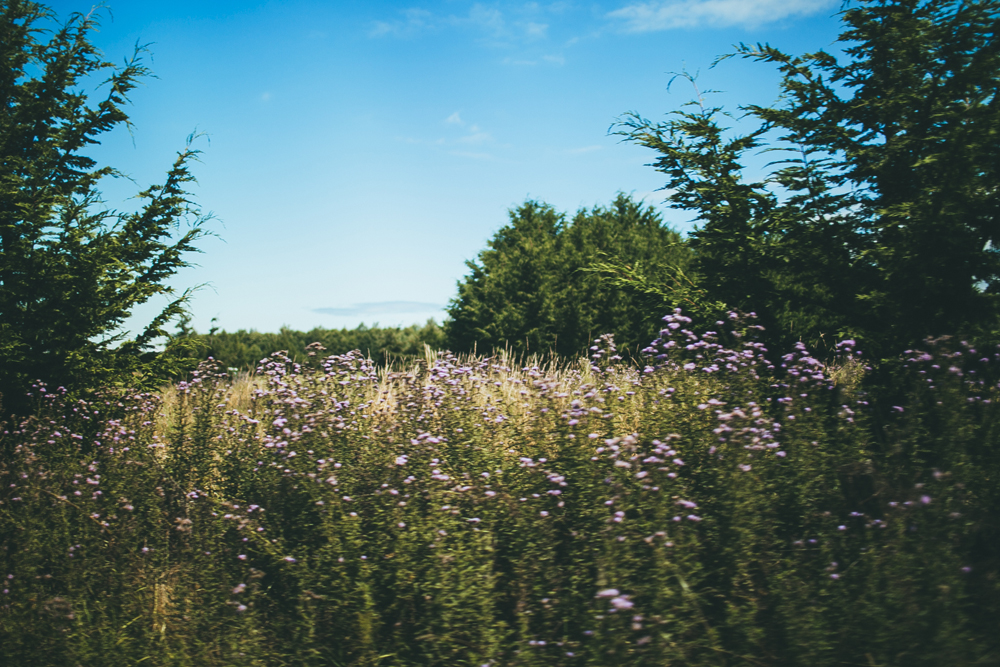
1,311,997,666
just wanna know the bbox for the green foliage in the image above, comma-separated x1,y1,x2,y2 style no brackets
446,200,562,356
0,1,208,417
617,0,1000,359
1,325,997,665
446,194,692,356
177,320,448,370
583,259,728,334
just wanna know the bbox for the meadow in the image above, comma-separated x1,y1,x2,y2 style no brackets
1,311,998,666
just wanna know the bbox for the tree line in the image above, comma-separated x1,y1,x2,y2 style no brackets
174,320,446,370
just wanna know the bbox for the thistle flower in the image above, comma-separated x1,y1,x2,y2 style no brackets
610,595,634,610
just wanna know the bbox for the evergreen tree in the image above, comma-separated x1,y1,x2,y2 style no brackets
445,194,691,356
618,0,1000,359
0,1,208,416
446,201,562,355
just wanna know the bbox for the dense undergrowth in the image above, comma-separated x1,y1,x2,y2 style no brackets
1,312,998,666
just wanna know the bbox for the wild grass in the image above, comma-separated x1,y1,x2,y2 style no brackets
1,313,997,666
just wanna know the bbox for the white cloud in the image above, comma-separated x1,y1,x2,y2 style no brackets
408,114,494,149
369,3,567,44
458,131,493,144
546,1,574,13
467,4,506,35
607,0,836,31
369,8,435,37
370,4,509,39
445,115,492,144
523,21,548,39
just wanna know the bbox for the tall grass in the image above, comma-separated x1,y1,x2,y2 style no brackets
1,312,997,666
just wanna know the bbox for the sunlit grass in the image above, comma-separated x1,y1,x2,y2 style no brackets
1,314,997,666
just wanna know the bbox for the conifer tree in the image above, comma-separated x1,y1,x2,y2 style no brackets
0,1,207,416
445,194,691,355
446,201,562,355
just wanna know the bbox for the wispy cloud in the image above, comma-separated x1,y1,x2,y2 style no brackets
369,8,435,37
369,4,504,39
607,0,836,31
523,21,549,39
314,301,444,317
467,4,506,35
458,131,493,145
566,145,602,154
438,112,494,146
369,3,564,44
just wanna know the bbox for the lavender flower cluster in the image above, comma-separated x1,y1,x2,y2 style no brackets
0,313,996,666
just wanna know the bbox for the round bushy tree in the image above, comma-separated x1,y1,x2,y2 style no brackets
445,194,691,356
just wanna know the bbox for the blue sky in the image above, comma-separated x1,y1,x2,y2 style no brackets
46,0,844,334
